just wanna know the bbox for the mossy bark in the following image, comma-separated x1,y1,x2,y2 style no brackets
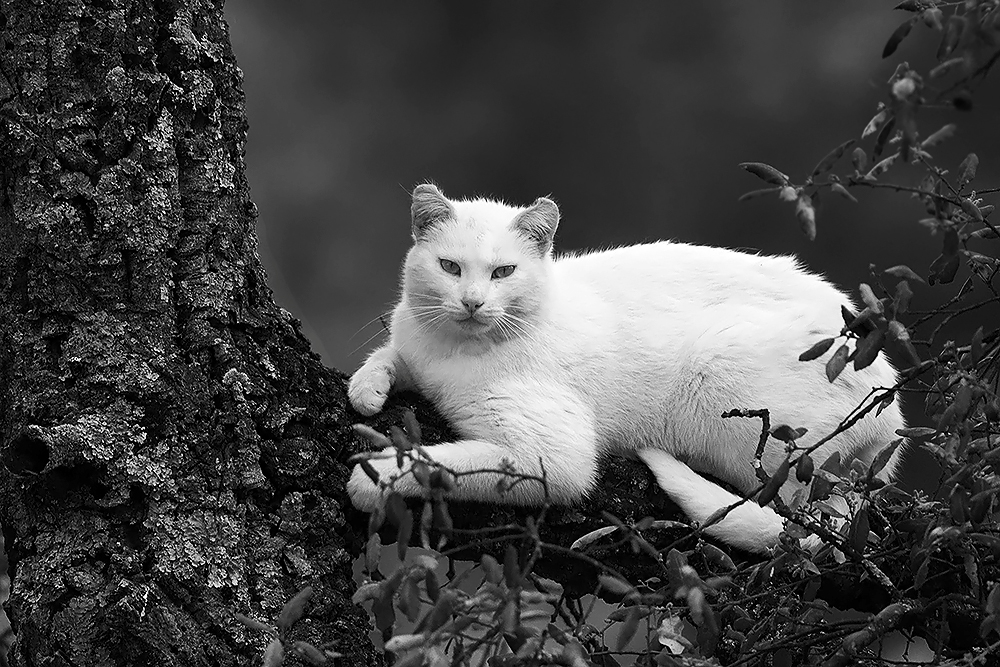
0,0,376,664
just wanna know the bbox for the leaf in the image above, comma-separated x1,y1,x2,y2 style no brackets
598,575,636,597
396,509,413,561
657,616,692,655
921,123,956,148
796,454,815,483
811,139,856,176
402,410,422,442
799,337,836,361
826,344,850,382
883,17,919,58
950,488,968,524
738,187,782,202
389,425,411,451
368,506,385,537
866,153,899,180
432,500,453,536
862,110,888,140
758,459,790,506
548,623,571,646
738,162,789,186
234,612,277,637
854,328,886,371
384,633,426,653
960,198,984,222
770,425,801,443
263,638,284,667
852,146,868,172
958,153,979,188
697,620,721,659
893,280,914,316
424,569,440,604
429,468,455,492
937,15,965,60
290,640,329,665
869,439,903,478
359,459,380,485
570,525,618,550
884,264,924,283
953,381,973,419
504,544,523,589
896,426,936,439
830,182,857,203
411,461,430,487
795,195,816,241
970,326,984,365
397,578,421,623
858,283,883,314
481,554,502,584
352,423,392,449
928,252,960,285
821,451,843,475
366,533,382,574
930,57,966,79
922,7,943,30
560,640,592,667
615,606,643,652
849,506,870,554
386,493,407,526
700,543,736,573
278,586,314,633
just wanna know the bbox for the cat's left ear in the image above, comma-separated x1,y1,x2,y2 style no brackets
511,197,559,256
411,183,456,241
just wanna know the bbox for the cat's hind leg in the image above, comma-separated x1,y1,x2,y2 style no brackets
637,449,788,553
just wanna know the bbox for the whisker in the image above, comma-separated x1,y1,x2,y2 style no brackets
348,308,394,342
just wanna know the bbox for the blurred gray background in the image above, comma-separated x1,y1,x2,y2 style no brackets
225,2,998,491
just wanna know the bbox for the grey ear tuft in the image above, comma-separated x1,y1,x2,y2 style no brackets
411,183,455,240
511,197,560,255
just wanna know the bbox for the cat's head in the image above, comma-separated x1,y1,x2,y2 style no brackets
400,183,558,342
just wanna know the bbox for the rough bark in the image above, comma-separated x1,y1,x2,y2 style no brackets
0,0,376,664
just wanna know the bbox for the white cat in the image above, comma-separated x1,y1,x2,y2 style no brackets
346,184,905,553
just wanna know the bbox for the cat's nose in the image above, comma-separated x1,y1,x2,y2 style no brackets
462,298,484,313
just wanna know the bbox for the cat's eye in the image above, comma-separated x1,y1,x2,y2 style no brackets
492,265,516,279
440,259,461,276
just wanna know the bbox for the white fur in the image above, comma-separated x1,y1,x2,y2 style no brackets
347,185,905,553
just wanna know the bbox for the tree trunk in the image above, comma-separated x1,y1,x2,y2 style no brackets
0,0,377,664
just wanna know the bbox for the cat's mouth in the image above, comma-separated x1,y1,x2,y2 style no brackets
454,315,492,332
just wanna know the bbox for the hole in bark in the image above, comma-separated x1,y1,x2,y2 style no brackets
191,109,210,131
71,195,96,237
90,478,109,500
3,430,50,475
46,461,107,501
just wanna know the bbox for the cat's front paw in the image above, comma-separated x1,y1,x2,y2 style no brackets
348,364,392,416
347,464,384,512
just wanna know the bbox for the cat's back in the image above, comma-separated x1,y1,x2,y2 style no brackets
552,241,847,323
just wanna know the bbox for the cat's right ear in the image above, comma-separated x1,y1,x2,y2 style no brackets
411,184,455,241
511,197,559,256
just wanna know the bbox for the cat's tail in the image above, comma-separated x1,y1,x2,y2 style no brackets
637,449,789,553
